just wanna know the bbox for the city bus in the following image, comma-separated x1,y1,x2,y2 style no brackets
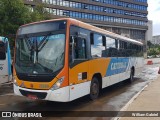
13,18,144,102
0,36,12,84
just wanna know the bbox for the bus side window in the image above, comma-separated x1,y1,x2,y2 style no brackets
74,37,87,59
91,33,105,57
119,40,127,57
69,36,87,62
0,41,6,60
105,36,117,57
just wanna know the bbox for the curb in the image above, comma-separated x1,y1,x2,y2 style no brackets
113,79,155,120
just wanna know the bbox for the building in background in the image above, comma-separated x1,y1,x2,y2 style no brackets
146,20,153,43
24,0,148,43
144,20,152,57
152,35,160,45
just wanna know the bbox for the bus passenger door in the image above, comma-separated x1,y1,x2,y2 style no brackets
69,36,89,101
0,41,9,83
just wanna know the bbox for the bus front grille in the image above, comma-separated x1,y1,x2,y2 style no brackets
19,89,47,99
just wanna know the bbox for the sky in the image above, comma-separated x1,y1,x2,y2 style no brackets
148,0,160,36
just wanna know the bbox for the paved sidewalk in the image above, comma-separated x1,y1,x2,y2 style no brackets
119,75,160,120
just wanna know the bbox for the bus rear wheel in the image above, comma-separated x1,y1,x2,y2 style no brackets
90,77,99,100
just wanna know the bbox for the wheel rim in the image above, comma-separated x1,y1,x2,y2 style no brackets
91,82,98,95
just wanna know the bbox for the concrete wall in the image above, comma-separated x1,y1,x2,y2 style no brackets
144,20,153,58
146,20,153,42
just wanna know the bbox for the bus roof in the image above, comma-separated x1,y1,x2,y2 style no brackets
68,18,143,46
19,18,143,46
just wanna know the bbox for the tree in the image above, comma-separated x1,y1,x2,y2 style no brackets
147,41,153,49
0,0,32,36
0,0,52,36
0,0,52,56
30,3,51,22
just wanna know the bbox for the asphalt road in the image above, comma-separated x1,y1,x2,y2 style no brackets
0,63,159,120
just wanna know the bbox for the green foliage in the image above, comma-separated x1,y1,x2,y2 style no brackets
147,43,160,57
29,3,51,22
0,0,52,56
158,46,160,52
0,0,31,36
0,0,51,36
147,41,153,49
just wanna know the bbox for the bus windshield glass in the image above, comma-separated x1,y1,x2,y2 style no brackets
15,21,66,75
0,41,6,60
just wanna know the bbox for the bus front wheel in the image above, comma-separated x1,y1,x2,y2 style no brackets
90,77,99,100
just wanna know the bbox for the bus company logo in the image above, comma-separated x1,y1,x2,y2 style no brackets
111,62,127,70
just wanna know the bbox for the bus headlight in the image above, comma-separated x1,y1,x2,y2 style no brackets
50,76,65,91
13,76,18,86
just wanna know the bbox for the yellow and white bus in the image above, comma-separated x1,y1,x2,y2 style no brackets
13,18,144,102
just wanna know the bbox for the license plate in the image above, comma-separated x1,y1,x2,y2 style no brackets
27,94,38,100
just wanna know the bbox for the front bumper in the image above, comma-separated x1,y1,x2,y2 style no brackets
14,84,70,102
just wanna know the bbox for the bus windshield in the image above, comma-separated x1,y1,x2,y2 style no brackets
15,33,65,74
0,41,6,60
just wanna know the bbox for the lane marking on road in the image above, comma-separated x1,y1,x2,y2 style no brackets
0,93,14,97
113,80,154,120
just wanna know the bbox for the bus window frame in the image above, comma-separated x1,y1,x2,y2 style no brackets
90,32,106,58
69,25,90,64
117,38,144,57
72,36,87,61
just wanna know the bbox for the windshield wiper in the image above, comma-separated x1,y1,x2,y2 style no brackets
54,52,64,67
38,32,52,51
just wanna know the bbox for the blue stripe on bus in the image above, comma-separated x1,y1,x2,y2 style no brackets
106,58,129,76
7,43,12,76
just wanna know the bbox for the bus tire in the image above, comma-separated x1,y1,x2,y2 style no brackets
90,77,100,100
129,68,134,83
